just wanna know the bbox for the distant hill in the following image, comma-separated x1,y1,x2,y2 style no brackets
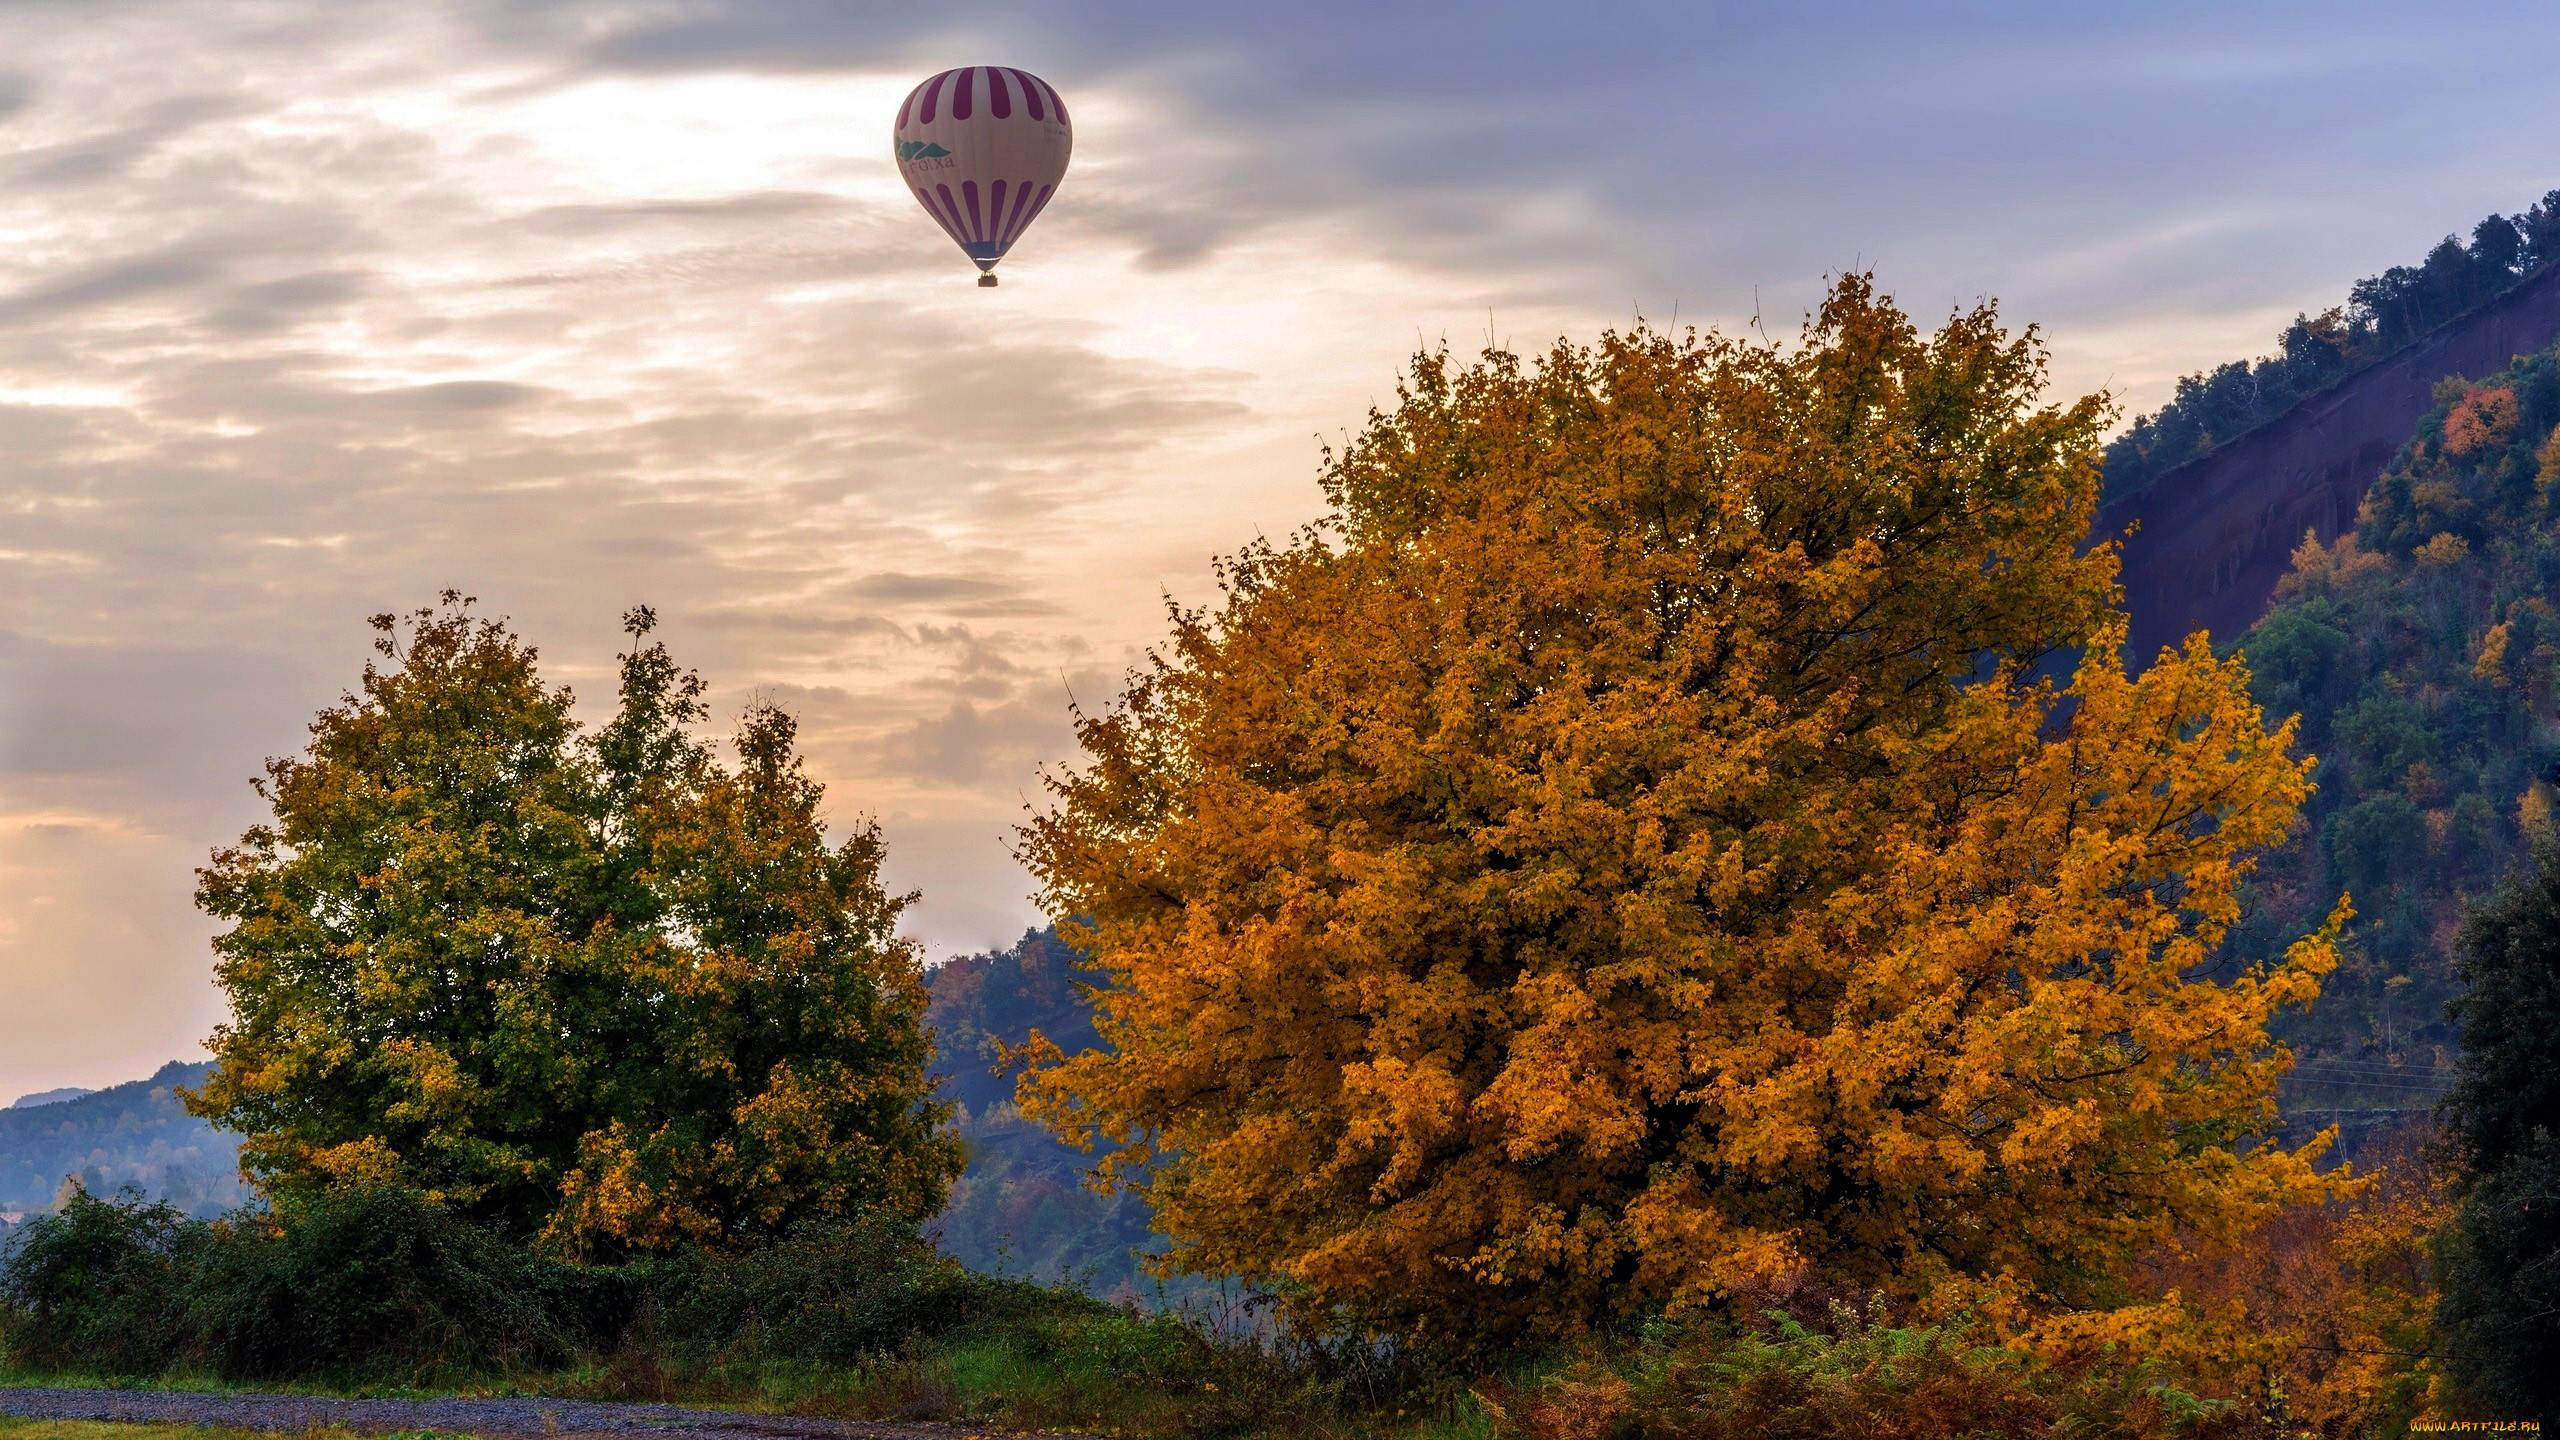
8,1088,96,1110
926,924,1100,1118
2226,346,2560,1121
0,1062,246,1221
922,926,1170,1302
2107,259,2560,665
2105,193,2560,508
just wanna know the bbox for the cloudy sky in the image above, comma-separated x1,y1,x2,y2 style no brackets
6,0,2560,1100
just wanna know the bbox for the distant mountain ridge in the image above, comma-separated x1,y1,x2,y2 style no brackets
7,1088,96,1110
2104,195,2560,506
0,1061,245,1219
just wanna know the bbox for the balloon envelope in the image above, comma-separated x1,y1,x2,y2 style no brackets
893,67,1072,280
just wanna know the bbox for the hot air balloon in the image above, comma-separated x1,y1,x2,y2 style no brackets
893,67,1071,287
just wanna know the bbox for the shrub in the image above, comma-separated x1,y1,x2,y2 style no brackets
646,1214,1024,1367
0,1187,195,1375
1046,1307,1226,1391
0,1181,639,1382
185,1182,621,1380
1479,1310,2236,1440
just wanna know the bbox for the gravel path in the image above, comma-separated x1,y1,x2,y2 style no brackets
0,1386,1072,1439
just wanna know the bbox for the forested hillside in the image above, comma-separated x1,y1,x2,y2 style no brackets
0,1063,245,1221
2107,193,2560,504
2233,349,2560,1107
923,926,1166,1301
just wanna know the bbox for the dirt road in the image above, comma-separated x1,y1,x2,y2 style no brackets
0,1386,1067,1439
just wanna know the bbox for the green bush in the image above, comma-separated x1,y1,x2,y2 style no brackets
1048,1308,1224,1390
0,1182,636,1382
644,1213,1005,1367
1,1186,1064,1386
0,1187,196,1374
184,1182,622,1379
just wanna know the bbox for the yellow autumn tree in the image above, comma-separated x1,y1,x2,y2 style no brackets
1016,276,2347,1346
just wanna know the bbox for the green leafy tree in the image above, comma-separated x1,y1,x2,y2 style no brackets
2326,792,2426,896
188,595,958,1254
2434,842,2560,1421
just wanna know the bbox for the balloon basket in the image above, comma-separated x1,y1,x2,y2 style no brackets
978,274,998,287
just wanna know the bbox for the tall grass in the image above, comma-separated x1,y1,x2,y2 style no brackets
1476,1307,2249,1440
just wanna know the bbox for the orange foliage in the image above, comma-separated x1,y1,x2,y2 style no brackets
2441,386,2518,459
1018,276,2345,1346
2475,621,2514,686
2137,1121,2445,1435
2418,532,2472,568
2274,530,2390,602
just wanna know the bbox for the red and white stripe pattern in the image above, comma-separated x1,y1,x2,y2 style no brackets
893,67,1073,272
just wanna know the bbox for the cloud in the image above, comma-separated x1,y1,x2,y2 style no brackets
14,0,2560,1103
203,270,376,333
0,93,259,189
0,629,330,803
233,271,371,309
850,572,1016,603
0,255,216,321
355,379,552,412
878,691,1075,788
513,189,853,236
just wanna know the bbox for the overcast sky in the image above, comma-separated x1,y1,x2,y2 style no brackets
7,0,2560,1100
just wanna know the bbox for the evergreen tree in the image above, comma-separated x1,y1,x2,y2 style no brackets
2435,842,2560,1420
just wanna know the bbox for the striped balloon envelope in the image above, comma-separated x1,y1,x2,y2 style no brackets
893,67,1071,287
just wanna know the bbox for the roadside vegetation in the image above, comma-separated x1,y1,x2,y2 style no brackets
0,1181,2385,1439
4,274,2551,1437
0,1423,287,1440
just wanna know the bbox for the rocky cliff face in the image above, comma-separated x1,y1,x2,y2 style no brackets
2108,262,2560,662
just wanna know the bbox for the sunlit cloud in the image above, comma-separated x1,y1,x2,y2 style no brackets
9,0,2560,1099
